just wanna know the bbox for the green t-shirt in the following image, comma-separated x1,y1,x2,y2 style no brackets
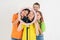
38,21,46,32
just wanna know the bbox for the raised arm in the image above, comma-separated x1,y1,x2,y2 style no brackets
12,13,20,25
34,21,42,35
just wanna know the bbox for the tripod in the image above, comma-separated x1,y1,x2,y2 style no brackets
26,26,29,40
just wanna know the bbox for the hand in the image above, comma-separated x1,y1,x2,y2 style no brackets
12,18,19,25
17,23,22,32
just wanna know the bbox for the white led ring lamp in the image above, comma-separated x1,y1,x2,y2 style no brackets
18,7,37,26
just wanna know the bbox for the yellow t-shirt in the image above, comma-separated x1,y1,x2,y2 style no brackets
22,24,36,40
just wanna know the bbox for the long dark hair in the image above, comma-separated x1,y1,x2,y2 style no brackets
22,8,30,15
36,11,44,23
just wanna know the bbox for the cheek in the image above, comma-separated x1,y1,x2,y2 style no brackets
28,15,30,18
37,16,41,20
28,15,31,18
39,16,41,19
21,13,23,16
28,15,34,19
34,7,37,10
31,14,34,18
31,16,34,18
21,12,24,15
25,12,28,15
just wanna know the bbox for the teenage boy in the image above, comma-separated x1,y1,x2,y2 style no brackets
33,2,45,40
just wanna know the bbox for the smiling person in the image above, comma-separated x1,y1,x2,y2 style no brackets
35,11,46,40
33,2,46,40
33,2,40,12
17,8,30,31
27,11,35,23
17,9,36,40
11,13,23,40
21,8,30,23
11,8,30,40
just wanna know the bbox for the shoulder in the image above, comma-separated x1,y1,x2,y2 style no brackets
13,13,18,16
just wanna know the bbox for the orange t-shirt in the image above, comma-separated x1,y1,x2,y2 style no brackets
11,13,23,39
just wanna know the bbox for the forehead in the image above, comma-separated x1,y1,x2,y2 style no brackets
30,11,34,14
22,10,28,12
33,5,39,7
37,12,40,15
22,10,27,11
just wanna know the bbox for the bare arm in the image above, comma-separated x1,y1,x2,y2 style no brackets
17,23,23,32
38,24,42,34
34,21,42,35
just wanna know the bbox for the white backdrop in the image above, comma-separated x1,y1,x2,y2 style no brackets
0,0,60,40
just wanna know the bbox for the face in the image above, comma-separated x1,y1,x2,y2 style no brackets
36,12,41,20
33,5,40,11
28,11,34,21
21,10,28,17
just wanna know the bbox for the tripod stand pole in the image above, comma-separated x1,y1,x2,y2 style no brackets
26,27,28,40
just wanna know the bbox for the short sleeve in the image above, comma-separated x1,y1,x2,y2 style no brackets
41,22,46,32
12,13,18,23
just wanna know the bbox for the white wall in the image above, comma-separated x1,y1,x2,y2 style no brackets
0,0,60,40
